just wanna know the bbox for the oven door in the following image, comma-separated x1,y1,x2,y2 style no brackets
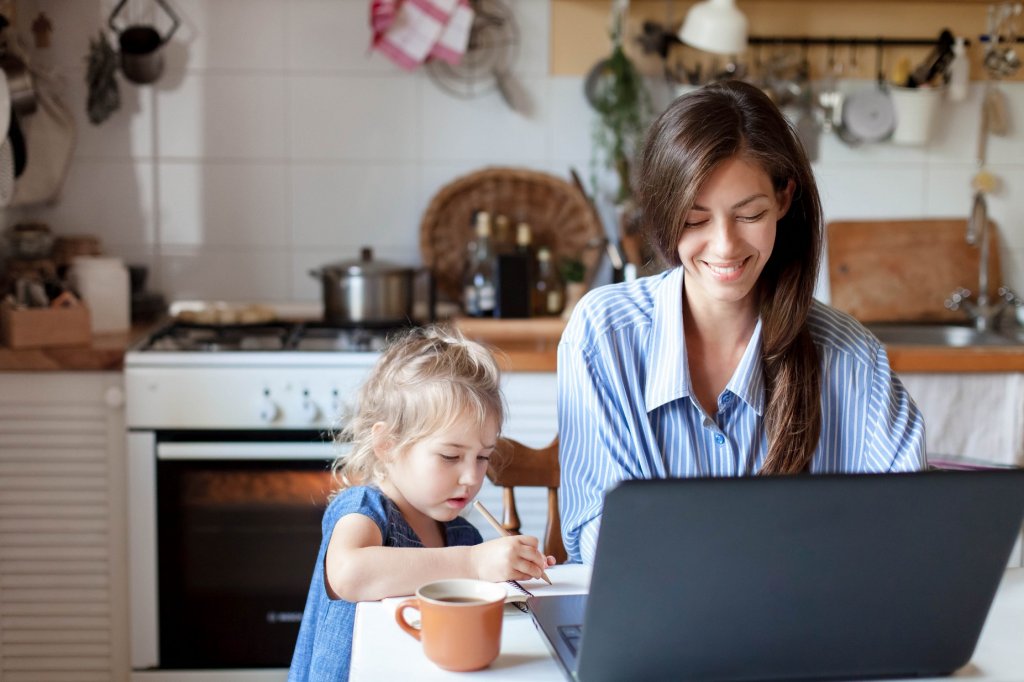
128,432,346,671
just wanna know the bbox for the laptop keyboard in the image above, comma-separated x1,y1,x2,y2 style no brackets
558,624,583,656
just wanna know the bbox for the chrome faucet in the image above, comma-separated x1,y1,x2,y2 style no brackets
945,194,1023,331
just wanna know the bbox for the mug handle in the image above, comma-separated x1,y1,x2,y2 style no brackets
394,599,422,641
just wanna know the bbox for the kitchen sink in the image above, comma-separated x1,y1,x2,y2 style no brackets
865,323,1024,348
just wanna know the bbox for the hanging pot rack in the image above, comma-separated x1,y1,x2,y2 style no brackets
747,36,968,48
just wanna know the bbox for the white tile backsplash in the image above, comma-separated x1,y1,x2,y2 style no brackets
548,77,597,162
815,164,928,220
160,246,291,301
923,165,977,217
159,162,289,247
25,159,157,248
288,74,420,160
290,163,421,246
419,74,549,161
169,0,287,71
7,0,1024,302
156,73,288,159
287,0,396,74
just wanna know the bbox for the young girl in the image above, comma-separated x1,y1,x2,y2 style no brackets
558,80,926,564
289,326,554,681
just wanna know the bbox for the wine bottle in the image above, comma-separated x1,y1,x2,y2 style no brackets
465,211,496,317
532,247,564,316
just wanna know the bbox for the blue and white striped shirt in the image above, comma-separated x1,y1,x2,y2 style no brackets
557,266,927,564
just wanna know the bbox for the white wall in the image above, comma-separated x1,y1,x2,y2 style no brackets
5,0,1024,307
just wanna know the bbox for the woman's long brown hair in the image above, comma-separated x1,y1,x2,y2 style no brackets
635,80,822,475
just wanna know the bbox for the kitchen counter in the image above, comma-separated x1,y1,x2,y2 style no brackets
453,317,565,372
453,318,1024,374
4,317,1023,374
0,322,156,371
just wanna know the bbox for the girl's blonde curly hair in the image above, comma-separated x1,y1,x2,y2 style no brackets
332,325,505,489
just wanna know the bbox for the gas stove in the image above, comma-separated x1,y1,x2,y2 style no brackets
137,320,395,353
124,320,398,430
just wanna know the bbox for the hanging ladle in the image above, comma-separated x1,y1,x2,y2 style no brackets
108,0,180,84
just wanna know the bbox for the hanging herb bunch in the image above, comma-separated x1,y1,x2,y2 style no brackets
585,6,652,204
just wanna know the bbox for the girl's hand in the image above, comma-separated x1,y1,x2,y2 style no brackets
471,535,556,582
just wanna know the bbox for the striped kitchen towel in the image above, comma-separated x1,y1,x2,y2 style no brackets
371,0,473,70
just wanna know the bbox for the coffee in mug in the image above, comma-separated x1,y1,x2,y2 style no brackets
394,579,506,671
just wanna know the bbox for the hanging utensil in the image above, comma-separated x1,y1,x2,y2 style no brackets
86,31,120,125
425,0,528,114
8,108,26,177
108,0,180,84
0,53,37,117
840,41,895,144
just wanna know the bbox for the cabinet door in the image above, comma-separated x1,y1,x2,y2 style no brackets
899,372,1024,466
0,372,128,681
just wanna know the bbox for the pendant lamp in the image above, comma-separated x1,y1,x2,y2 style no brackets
678,0,748,55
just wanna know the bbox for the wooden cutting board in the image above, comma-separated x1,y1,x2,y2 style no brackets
827,219,1002,323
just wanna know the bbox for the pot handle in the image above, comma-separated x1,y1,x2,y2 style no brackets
109,0,181,43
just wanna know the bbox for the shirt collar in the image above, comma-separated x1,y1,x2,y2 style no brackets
644,267,690,412
643,266,765,416
727,318,765,416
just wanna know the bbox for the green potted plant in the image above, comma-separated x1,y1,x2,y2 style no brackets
559,257,587,320
585,7,651,205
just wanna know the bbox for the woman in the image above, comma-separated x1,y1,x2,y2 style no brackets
558,81,926,565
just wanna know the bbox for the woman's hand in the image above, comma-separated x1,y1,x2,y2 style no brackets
470,535,556,582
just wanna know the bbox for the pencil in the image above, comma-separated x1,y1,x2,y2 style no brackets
473,500,553,585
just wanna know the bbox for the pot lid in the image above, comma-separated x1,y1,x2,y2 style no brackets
842,87,896,143
322,247,414,276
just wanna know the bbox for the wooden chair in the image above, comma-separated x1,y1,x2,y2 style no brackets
487,436,566,565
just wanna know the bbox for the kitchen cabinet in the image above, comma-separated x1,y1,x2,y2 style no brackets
899,372,1024,467
0,372,129,681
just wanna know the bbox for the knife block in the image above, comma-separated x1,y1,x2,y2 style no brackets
1,300,91,348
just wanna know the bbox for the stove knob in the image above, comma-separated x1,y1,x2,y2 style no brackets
299,390,320,423
330,388,342,417
259,390,280,423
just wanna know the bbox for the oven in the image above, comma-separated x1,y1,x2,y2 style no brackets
125,321,382,679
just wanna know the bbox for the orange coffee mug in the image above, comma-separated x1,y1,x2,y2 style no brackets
394,579,506,671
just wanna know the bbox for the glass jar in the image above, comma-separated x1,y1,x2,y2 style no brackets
68,256,130,333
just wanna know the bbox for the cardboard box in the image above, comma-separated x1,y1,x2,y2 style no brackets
1,301,91,349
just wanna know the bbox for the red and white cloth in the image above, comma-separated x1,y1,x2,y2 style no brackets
370,0,474,70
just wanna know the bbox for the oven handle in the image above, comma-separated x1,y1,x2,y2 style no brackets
156,441,350,460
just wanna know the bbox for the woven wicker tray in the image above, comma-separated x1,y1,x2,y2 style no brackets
420,167,605,303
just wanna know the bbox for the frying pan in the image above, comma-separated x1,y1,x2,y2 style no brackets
841,85,896,143
839,44,895,144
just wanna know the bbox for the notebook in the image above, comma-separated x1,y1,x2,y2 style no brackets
381,565,590,618
529,470,1024,682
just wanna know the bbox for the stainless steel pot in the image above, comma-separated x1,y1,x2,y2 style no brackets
310,247,419,326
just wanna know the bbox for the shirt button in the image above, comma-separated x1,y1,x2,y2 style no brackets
722,393,733,405
714,434,725,446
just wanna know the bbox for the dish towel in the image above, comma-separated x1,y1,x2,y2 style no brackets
371,0,473,70
899,372,1024,466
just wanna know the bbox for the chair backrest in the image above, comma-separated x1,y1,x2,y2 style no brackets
487,436,565,565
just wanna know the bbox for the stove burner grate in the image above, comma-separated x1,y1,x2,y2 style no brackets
140,320,412,353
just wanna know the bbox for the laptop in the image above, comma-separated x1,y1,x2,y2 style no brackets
529,470,1024,682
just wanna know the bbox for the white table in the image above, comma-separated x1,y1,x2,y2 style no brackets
350,567,1024,681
